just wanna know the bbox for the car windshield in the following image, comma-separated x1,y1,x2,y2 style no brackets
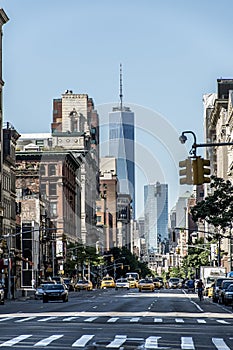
117,279,127,282
103,278,113,281
170,278,179,282
226,285,233,291
47,284,64,290
78,280,88,284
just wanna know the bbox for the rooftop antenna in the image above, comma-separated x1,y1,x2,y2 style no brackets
119,63,123,111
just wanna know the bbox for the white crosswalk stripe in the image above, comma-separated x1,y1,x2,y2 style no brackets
34,335,63,347
144,336,161,349
216,320,230,324
62,316,79,322
72,335,95,347
0,334,32,347
84,316,98,322
106,335,127,348
181,337,195,349
37,316,58,322
130,317,140,322
15,316,36,323
154,318,163,323
175,318,184,323
107,317,119,323
212,338,231,350
197,319,206,323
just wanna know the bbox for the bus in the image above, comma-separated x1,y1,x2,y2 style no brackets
125,272,139,281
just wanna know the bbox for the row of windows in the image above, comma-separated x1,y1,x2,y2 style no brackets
40,183,57,196
40,164,57,176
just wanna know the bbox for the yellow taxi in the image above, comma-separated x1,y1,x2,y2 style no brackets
127,277,138,288
138,278,155,292
100,276,116,289
75,279,93,291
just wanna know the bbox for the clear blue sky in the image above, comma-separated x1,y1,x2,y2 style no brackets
1,0,233,217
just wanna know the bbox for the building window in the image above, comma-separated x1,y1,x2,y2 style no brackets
48,164,56,176
40,165,46,176
49,183,57,196
50,202,57,217
40,183,46,196
97,216,102,223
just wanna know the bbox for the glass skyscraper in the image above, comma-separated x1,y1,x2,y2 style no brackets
144,182,168,252
109,105,135,218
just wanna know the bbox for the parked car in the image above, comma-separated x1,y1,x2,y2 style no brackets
0,283,4,305
100,276,115,289
218,280,233,304
75,279,93,291
223,284,233,305
115,278,130,290
168,278,182,289
127,277,138,288
212,277,233,303
138,279,155,292
42,283,68,303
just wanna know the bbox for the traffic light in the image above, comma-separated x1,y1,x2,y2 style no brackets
121,263,124,270
192,156,211,185
111,256,114,262
179,158,193,185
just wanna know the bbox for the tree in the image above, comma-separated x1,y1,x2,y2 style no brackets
191,176,233,233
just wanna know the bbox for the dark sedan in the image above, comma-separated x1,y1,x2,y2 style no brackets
42,283,68,303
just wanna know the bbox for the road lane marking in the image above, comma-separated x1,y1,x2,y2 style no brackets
107,317,119,323
212,338,231,350
175,318,184,323
72,335,95,347
34,335,63,346
106,335,127,348
181,337,194,349
0,335,32,347
154,318,163,323
15,316,36,323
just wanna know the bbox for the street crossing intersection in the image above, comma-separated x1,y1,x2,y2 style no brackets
0,334,232,349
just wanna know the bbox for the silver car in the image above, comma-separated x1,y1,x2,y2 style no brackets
115,278,130,290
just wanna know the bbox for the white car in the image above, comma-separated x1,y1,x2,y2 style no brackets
115,278,130,290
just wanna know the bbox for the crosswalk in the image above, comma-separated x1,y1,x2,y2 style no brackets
0,334,232,348
0,315,232,325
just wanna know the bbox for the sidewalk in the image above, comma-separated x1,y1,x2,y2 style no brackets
5,289,35,302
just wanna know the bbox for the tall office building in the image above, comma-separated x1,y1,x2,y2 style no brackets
109,65,135,217
144,182,168,253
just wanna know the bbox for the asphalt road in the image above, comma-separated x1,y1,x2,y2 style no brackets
0,287,233,349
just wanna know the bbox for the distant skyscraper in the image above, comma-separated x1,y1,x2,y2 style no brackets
109,65,135,217
144,182,168,252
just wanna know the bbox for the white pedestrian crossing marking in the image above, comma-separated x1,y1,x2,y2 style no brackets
106,335,127,348
197,319,206,324
37,316,58,322
84,317,98,322
212,338,231,350
72,335,94,347
175,318,184,323
216,320,230,324
154,318,163,323
0,317,15,322
181,337,195,349
107,317,119,323
15,316,36,323
62,316,79,322
34,335,63,346
144,336,161,349
130,317,140,322
0,335,32,347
